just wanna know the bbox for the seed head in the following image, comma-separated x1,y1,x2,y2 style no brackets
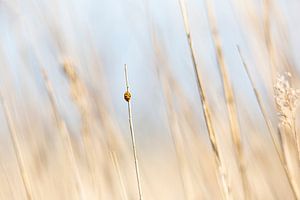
274,72,300,126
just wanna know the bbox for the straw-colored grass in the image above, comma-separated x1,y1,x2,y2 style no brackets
1,1,300,199
124,64,143,200
41,68,85,200
205,1,250,198
178,0,231,199
0,95,33,200
237,47,300,199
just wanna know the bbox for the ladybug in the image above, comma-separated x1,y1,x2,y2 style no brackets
124,91,132,102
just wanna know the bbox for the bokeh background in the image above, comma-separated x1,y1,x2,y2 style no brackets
0,0,300,199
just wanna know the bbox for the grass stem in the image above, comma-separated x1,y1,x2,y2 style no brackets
124,64,143,200
178,0,231,199
237,46,300,199
0,95,33,200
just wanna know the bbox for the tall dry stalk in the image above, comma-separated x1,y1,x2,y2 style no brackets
62,59,128,200
263,0,295,76
155,66,191,199
62,59,99,195
124,64,143,200
262,0,300,191
62,59,91,139
95,101,129,200
152,33,200,199
40,69,85,200
204,1,250,199
178,0,231,199
237,47,300,199
0,95,33,200
93,93,129,200
263,0,276,83
109,151,129,200
274,73,300,163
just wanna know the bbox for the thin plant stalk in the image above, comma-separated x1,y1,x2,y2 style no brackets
109,151,129,200
204,1,250,199
1,163,15,199
156,66,191,199
263,0,277,85
237,47,300,199
0,96,33,200
295,128,300,164
41,69,85,200
94,95,129,200
124,64,143,200
152,36,197,199
178,0,231,199
63,59,129,200
289,86,300,163
291,112,300,163
62,60,102,198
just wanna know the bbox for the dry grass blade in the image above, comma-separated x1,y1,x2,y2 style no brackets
152,33,195,199
62,59,91,137
204,1,250,199
61,59,99,196
274,72,300,163
109,151,129,200
94,95,129,200
124,64,143,200
40,68,85,200
263,0,276,83
237,46,300,199
178,0,231,199
0,95,33,200
95,104,129,200
155,66,190,199
62,59,129,200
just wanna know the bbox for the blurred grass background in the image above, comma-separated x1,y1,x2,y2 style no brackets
0,0,300,199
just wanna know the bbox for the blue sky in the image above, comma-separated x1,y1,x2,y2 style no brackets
1,0,300,146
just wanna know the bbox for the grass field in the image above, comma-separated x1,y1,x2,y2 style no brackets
0,0,300,199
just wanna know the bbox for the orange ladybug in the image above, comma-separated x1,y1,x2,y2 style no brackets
124,91,132,102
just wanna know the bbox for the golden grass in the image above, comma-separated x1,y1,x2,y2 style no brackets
0,1,300,199
237,47,300,199
0,95,33,200
41,69,85,199
124,64,143,200
205,1,250,198
178,0,231,198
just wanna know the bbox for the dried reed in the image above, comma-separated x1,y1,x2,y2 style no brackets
205,1,250,198
62,59,129,200
152,33,199,199
178,0,231,199
274,73,300,163
0,95,33,200
237,46,300,199
263,0,276,83
40,68,85,200
62,59,98,194
124,64,143,200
